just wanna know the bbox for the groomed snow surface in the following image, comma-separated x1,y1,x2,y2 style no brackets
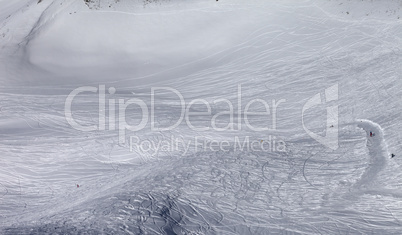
1,0,402,234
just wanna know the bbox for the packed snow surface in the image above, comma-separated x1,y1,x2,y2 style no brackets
0,0,402,234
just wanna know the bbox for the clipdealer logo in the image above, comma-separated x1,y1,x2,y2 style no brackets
64,85,286,145
64,83,339,151
302,84,339,150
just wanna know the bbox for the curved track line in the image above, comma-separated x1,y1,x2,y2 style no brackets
320,119,390,210
354,119,388,190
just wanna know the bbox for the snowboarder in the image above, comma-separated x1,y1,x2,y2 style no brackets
391,153,395,158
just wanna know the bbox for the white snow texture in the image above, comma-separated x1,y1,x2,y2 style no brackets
0,0,402,234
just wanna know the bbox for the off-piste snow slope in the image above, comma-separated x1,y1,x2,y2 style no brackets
1,0,402,234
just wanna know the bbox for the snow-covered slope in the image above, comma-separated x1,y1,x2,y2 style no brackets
1,0,402,234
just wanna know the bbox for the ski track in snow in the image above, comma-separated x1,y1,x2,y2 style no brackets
354,119,388,190
321,119,392,209
0,0,402,234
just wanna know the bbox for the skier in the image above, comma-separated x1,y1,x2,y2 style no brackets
391,153,395,158
370,131,373,137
